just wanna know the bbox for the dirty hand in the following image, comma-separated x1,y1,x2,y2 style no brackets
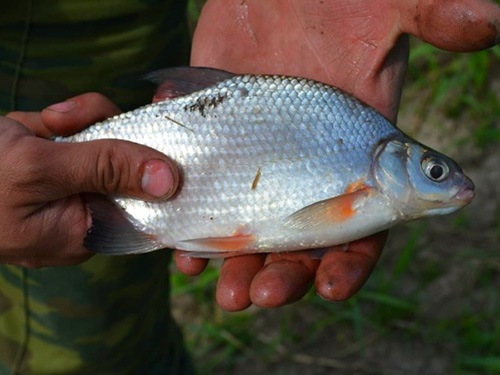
1,93,178,268
178,0,500,310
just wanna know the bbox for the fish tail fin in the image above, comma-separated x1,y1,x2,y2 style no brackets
83,194,163,255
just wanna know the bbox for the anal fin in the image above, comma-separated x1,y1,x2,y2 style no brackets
178,234,255,257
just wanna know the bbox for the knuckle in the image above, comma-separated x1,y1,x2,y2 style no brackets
94,144,133,194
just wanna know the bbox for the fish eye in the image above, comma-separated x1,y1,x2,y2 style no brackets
422,157,449,182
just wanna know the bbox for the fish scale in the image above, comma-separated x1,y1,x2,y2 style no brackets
57,67,474,256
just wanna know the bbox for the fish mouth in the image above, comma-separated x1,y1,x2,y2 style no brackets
453,178,475,205
454,187,475,203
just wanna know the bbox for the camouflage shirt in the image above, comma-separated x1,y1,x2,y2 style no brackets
0,1,193,374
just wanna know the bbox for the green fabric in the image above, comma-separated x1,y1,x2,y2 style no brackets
0,0,192,373
0,0,190,112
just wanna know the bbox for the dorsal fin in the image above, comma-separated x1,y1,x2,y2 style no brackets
145,67,236,101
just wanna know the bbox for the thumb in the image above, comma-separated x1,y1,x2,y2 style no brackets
40,138,179,201
399,0,500,52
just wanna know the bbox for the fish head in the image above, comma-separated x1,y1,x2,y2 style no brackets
373,137,475,220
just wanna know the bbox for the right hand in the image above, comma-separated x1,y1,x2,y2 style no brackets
1,93,178,268
182,0,500,311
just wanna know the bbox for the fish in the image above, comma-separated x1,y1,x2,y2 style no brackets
56,67,475,258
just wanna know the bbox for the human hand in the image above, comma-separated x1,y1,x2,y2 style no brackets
181,0,500,310
2,93,178,268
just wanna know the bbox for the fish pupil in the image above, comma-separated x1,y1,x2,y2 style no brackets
430,165,444,179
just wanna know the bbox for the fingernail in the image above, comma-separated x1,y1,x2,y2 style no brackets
45,100,76,113
141,159,175,198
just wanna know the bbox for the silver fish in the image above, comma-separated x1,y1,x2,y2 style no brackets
58,67,475,257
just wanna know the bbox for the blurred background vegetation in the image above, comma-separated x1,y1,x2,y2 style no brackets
173,1,500,374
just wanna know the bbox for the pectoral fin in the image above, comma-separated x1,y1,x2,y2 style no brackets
283,187,372,230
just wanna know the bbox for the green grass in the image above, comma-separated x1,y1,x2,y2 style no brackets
406,40,500,148
172,221,500,374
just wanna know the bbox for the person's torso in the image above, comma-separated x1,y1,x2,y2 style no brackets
0,0,192,373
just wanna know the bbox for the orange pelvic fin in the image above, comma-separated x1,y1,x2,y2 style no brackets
178,232,256,258
345,179,368,194
284,186,372,230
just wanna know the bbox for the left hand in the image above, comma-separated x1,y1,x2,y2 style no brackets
176,0,500,311
5,93,179,267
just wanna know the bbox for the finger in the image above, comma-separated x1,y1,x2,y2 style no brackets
249,251,320,308
41,92,121,136
315,231,388,301
36,93,179,200
18,137,179,202
173,250,209,276
6,111,50,137
56,141,178,200
216,254,265,311
398,0,500,52
6,93,122,138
